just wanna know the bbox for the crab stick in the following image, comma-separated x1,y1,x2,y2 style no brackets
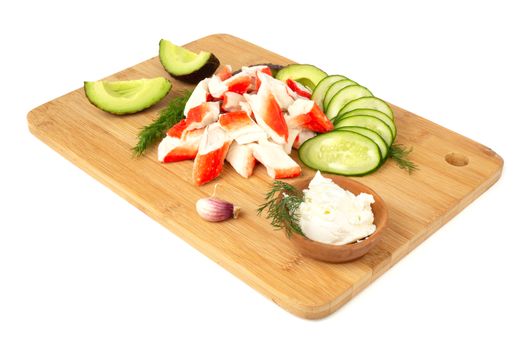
183,78,210,116
185,102,220,130
218,111,266,145
226,141,257,178
249,139,301,179
293,129,316,149
244,76,288,145
192,123,232,186
286,99,333,133
158,126,205,163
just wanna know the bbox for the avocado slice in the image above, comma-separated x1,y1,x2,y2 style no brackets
84,77,171,115
275,64,328,91
159,39,220,84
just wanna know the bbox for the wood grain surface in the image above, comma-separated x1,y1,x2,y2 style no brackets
27,34,503,319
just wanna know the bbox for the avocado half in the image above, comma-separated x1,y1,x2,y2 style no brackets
84,77,172,115
159,39,220,84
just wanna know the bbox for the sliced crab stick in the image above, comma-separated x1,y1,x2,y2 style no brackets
185,102,220,130
258,72,296,110
218,111,266,144
208,71,254,98
241,65,272,76
242,65,272,92
286,99,333,133
183,78,210,116
225,74,252,95
293,129,316,149
283,128,301,154
193,123,232,186
158,127,205,163
244,76,288,144
249,139,301,179
226,141,257,178
221,92,246,112
166,119,189,138
286,79,312,99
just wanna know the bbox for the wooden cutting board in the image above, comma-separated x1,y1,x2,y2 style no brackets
27,34,503,319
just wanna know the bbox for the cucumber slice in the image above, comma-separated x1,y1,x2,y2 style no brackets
311,75,347,111
325,85,373,120
337,126,388,160
275,64,328,91
323,79,358,111
335,109,397,139
159,39,220,83
339,96,394,120
299,130,382,176
84,77,171,115
334,115,393,146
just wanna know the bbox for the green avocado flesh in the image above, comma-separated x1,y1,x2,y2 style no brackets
84,77,171,115
159,39,220,83
275,64,328,90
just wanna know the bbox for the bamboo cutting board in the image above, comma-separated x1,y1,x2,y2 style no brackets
27,34,503,319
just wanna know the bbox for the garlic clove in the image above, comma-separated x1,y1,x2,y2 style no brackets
196,197,240,222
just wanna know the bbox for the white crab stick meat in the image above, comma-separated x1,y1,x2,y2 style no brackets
249,139,301,179
224,72,253,95
184,78,210,116
241,65,272,76
286,98,333,133
293,129,316,149
158,128,205,163
244,77,289,145
226,141,257,178
286,79,312,98
241,65,272,92
158,119,205,162
283,128,301,154
208,75,228,98
239,101,252,117
258,72,297,110
218,111,266,144
192,123,232,186
209,70,259,98
287,98,314,117
222,92,246,112
185,102,220,130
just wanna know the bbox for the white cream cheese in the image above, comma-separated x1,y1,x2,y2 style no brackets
298,171,376,245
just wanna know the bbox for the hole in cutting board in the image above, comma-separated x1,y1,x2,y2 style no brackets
445,152,469,167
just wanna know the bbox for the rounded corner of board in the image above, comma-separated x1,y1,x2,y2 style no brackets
26,109,41,132
480,144,505,172
279,298,341,320
198,33,241,43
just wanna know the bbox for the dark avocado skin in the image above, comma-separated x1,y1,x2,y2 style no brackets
170,54,220,84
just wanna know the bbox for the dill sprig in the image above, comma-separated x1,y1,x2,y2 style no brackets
257,181,305,238
390,144,418,174
132,89,193,156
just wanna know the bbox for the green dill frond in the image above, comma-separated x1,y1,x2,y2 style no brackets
389,144,418,174
257,181,304,238
132,89,193,156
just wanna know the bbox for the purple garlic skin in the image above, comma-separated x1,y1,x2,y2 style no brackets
196,197,240,222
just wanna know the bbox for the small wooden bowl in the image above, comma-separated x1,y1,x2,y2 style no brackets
289,174,388,263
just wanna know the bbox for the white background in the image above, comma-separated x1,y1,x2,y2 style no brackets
1,0,524,349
